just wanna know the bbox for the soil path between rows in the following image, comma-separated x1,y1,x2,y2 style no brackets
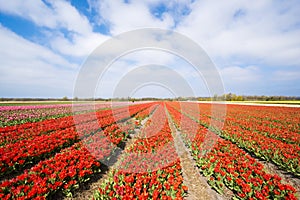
166,110,230,200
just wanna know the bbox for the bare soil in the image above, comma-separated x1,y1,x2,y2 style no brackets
166,111,233,200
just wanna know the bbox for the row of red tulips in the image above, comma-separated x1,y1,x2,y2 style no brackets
0,104,155,199
0,104,129,146
196,103,299,136
227,105,300,132
134,104,158,121
127,104,173,153
166,102,297,199
0,102,150,139
0,103,153,177
221,124,300,176
197,103,299,131
126,123,172,153
0,129,118,199
173,102,300,177
94,103,188,199
198,138,297,200
225,116,299,145
140,104,166,136
0,103,117,127
94,159,187,200
195,103,300,145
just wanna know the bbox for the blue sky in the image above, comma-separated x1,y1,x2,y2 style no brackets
0,0,299,98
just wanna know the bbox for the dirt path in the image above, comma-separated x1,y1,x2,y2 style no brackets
166,110,231,200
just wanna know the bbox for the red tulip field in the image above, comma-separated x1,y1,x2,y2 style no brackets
0,101,299,199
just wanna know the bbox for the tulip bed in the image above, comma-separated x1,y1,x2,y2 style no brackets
134,103,158,122
94,103,188,199
0,101,299,199
0,126,126,199
166,102,298,199
0,102,156,199
0,103,132,146
0,103,153,178
194,103,300,145
94,159,187,200
126,104,172,153
0,103,113,127
173,102,300,177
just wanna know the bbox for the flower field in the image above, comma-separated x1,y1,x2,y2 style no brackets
0,101,299,199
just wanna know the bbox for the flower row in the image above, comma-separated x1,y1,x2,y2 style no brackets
0,132,113,199
94,104,188,199
0,103,153,177
166,102,297,199
0,103,109,127
0,104,154,199
172,102,300,176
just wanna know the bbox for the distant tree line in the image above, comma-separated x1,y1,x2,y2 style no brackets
0,94,299,102
213,93,300,101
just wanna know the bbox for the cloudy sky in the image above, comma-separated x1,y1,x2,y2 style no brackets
0,0,299,98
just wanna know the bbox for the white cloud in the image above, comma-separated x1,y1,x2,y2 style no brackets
49,0,92,35
0,0,109,57
176,1,300,67
0,0,92,35
0,0,57,28
45,0,109,57
49,31,109,57
0,25,78,97
219,65,262,93
90,0,174,34
0,25,76,69
220,65,261,82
